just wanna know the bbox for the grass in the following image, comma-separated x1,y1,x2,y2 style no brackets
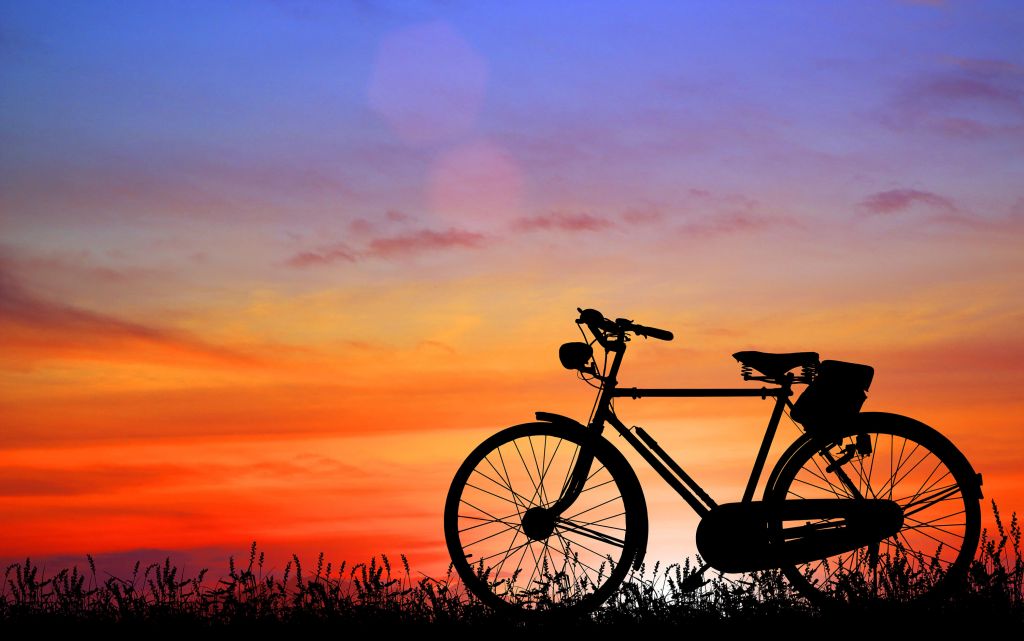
2,501,1022,631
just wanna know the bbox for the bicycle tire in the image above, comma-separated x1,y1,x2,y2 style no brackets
765,412,981,607
443,421,645,616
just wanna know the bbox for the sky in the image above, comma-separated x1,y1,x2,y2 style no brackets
1,0,1023,576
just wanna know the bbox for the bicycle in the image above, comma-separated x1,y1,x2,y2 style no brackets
443,308,983,615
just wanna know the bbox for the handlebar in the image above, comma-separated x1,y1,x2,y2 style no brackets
576,308,674,343
630,322,674,341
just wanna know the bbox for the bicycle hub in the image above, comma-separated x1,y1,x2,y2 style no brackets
521,507,556,540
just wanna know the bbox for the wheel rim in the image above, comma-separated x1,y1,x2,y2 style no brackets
774,428,978,603
447,427,635,612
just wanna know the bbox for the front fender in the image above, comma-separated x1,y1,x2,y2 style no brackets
534,411,649,569
534,411,588,431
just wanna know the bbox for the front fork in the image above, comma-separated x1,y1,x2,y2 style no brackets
548,446,597,516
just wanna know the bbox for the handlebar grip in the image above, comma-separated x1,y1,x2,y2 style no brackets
634,324,674,341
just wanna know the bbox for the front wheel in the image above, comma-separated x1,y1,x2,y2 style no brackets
766,412,981,607
444,422,645,616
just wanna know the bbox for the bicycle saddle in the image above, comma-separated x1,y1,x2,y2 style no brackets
732,351,820,380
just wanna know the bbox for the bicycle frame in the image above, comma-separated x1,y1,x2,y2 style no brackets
549,334,794,520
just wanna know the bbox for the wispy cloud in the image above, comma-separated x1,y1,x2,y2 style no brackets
620,207,664,225
858,188,1024,231
368,228,485,256
861,188,958,215
0,465,175,497
284,221,485,267
512,211,613,232
677,212,792,238
0,264,255,366
285,243,357,267
0,151,356,223
878,58,1024,138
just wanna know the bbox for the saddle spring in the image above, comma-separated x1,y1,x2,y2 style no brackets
739,363,817,384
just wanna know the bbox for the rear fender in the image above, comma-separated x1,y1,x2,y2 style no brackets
765,411,983,501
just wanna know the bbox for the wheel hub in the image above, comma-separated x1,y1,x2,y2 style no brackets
521,507,556,540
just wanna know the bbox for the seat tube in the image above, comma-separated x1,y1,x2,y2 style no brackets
741,377,792,503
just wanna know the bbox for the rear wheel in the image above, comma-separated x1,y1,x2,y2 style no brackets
444,422,645,616
766,413,981,607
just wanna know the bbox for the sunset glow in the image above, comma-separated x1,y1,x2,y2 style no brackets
2,1,1022,574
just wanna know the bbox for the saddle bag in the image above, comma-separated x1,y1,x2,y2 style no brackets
791,360,874,432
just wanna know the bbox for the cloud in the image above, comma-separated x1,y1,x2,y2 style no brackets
677,212,792,238
621,207,664,225
0,149,356,224
512,211,613,232
0,465,176,497
385,209,414,223
0,451,371,498
861,189,958,215
947,57,1024,77
0,263,255,366
878,59,1024,138
1012,197,1024,219
285,243,357,267
0,247,165,287
858,189,1024,231
368,228,485,256
284,223,485,267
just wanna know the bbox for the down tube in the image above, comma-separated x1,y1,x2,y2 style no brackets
606,414,712,517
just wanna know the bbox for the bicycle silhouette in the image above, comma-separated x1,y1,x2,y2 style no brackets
443,308,982,615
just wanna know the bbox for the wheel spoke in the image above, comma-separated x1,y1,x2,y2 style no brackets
772,424,979,607
902,484,963,518
446,426,637,613
555,517,626,548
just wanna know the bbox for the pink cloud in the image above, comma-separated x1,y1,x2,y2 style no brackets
385,209,414,223
513,212,613,232
621,207,664,225
923,77,1019,103
861,189,958,215
878,61,1024,138
367,228,485,257
677,213,791,238
285,243,357,267
284,225,486,266
1012,197,1024,219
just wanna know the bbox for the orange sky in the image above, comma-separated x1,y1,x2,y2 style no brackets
2,2,1023,575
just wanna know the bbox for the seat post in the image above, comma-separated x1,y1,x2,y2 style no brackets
741,374,793,503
